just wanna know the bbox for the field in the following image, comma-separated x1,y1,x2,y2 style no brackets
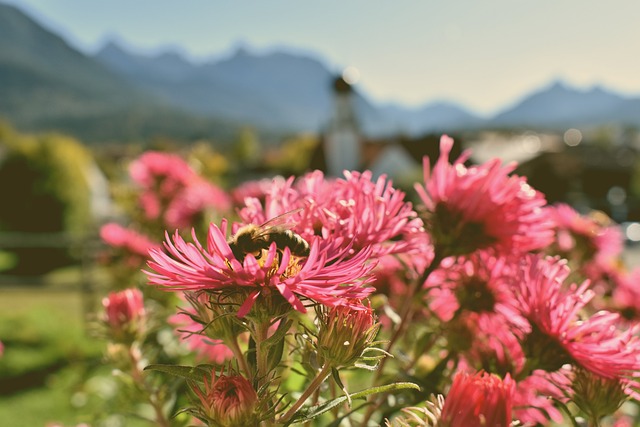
0,267,146,427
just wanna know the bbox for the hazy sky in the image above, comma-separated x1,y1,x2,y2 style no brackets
5,0,640,114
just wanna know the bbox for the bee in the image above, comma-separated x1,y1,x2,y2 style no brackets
227,210,311,263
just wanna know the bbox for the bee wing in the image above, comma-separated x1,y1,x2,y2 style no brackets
255,208,304,236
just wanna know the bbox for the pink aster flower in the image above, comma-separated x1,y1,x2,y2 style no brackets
102,288,146,341
415,135,553,257
165,179,231,229
237,169,425,259
439,371,515,427
100,222,161,258
454,313,527,377
146,221,375,317
551,203,622,260
230,176,286,206
129,151,199,221
512,369,566,426
511,254,640,393
611,267,640,321
548,203,623,285
129,151,195,190
425,253,528,374
425,253,524,324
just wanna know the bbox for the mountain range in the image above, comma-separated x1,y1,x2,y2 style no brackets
1,2,639,143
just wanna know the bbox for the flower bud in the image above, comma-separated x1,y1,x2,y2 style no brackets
192,370,260,427
439,371,515,427
102,288,145,342
571,368,627,423
316,301,380,369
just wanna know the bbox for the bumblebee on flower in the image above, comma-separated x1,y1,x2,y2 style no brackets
146,219,375,319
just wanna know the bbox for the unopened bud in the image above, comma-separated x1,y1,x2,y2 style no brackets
317,301,379,369
102,288,145,342
572,368,628,423
192,370,260,427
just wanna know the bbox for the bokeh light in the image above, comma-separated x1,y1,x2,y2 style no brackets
563,128,582,146
342,66,360,85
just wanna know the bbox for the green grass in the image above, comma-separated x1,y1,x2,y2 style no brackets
0,281,106,425
0,367,92,426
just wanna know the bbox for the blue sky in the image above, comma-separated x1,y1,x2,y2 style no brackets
5,0,640,114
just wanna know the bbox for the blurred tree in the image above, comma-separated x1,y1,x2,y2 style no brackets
265,133,318,175
188,141,230,186
0,124,93,274
232,127,261,167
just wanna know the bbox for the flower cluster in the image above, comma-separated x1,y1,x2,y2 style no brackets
415,135,553,256
129,151,230,228
91,134,640,427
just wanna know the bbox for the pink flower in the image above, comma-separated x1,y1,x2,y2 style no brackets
230,177,285,206
102,288,145,341
165,179,231,229
415,135,553,256
129,151,198,221
511,255,640,392
146,221,375,317
512,370,566,426
425,253,524,324
425,253,528,374
191,370,259,427
551,203,622,260
439,371,515,427
611,267,640,321
548,203,623,283
129,151,194,189
100,223,160,258
238,170,425,259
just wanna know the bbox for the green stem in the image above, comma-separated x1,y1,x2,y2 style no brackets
254,321,271,387
227,333,251,381
127,344,171,427
552,398,580,427
360,252,444,427
279,364,332,424
387,251,443,358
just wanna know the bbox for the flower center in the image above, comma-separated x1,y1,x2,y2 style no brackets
455,277,496,314
431,203,497,256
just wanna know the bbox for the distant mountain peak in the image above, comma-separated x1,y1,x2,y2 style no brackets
491,77,633,128
548,79,569,89
96,39,130,58
234,45,251,57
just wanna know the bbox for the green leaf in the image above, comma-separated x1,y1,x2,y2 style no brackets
263,319,292,373
263,318,293,348
247,335,257,375
266,335,286,373
326,402,370,427
288,382,420,425
144,364,212,383
331,368,351,406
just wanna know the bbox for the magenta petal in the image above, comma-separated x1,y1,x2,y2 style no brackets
237,290,260,318
274,281,306,313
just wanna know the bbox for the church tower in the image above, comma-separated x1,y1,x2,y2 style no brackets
323,74,361,177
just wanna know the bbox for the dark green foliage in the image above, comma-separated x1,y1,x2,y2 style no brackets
0,124,93,273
